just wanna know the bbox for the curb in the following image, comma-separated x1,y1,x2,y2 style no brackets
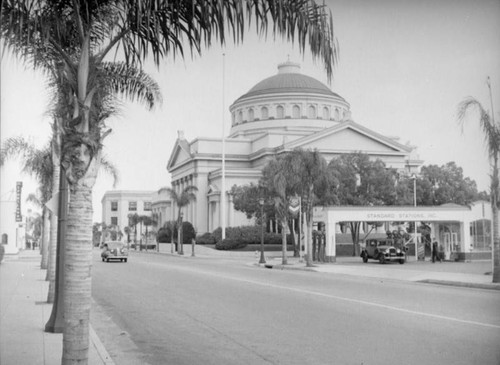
90,324,115,364
417,279,500,291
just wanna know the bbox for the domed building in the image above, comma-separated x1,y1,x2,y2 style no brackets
166,61,421,234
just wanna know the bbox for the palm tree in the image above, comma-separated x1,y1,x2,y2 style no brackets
457,79,499,283
141,216,157,251
160,185,198,255
1,138,53,268
261,149,333,266
261,157,294,265
128,213,141,249
2,1,338,362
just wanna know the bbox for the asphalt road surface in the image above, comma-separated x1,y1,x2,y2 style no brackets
91,250,500,365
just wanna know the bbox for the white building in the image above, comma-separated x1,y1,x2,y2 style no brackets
166,61,421,234
101,190,155,230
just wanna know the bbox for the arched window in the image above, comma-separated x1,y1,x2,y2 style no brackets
335,108,340,120
292,105,300,118
238,111,243,124
248,108,254,122
322,107,330,120
276,105,284,119
307,105,316,119
261,106,269,119
231,112,235,125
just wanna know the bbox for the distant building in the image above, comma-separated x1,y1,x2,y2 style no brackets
166,61,422,234
151,189,173,228
101,190,155,231
1,183,26,254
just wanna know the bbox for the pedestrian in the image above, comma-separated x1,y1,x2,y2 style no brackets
432,237,441,263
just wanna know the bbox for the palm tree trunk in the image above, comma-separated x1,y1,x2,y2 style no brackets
62,167,96,364
492,205,499,283
281,218,288,265
306,215,314,267
46,157,60,302
40,208,50,269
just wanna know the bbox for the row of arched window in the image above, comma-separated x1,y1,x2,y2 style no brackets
232,104,346,125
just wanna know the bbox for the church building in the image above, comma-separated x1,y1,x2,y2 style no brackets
166,61,421,234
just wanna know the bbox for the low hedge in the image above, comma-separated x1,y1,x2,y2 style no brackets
196,232,216,245
215,238,247,250
212,225,293,250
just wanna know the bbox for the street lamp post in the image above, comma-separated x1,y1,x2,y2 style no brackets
411,174,417,261
259,198,266,264
178,212,184,255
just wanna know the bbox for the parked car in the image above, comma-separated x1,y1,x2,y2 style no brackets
0,244,5,264
360,238,406,264
101,241,128,262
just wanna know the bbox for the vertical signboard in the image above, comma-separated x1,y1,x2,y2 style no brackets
15,181,23,222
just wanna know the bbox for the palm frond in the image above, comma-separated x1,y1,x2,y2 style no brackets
99,154,120,188
0,136,36,166
100,61,162,110
457,97,500,159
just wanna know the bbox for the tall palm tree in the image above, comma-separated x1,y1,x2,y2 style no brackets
128,213,141,249
261,149,333,266
160,185,198,255
1,137,53,268
458,80,499,283
141,215,157,250
25,194,44,249
2,1,338,363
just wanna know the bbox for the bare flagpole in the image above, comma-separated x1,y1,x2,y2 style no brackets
221,53,226,240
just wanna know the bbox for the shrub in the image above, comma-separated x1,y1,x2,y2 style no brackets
156,221,176,243
196,232,216,245
212,225,291,247
216,238,247,250
174,221,196,244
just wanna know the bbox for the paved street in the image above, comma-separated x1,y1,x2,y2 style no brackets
91,250,500,365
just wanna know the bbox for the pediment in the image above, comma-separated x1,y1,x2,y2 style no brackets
167,139,192,170
283,120,412,154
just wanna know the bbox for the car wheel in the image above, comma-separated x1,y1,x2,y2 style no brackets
106,258,109,262
362,254,368,263
399,259,405,264
102,258,105,262
124,258,128,263
379,255,386,264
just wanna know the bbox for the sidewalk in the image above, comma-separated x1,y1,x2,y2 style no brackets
0,250,113,365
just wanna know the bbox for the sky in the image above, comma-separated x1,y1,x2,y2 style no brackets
1,0,500,223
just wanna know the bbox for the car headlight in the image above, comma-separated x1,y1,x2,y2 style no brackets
396,248,401,253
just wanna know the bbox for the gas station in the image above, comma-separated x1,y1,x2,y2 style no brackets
314,201,493,263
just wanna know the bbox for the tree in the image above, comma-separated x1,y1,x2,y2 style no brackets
160,185,198,255
418,162,481,205
457,80,499,283
1,137,53,267
328,153,398,255
138,215,156,250
261,149,334,265
289,149,334,266
128,213,141,248
2,1,338,362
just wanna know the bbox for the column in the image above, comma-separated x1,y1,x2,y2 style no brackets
461,219,471,261
325,212,336,263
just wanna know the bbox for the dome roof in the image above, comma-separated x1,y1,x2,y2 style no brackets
235,61,344,102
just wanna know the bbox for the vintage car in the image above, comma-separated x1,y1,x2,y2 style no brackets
101,241,128,262
360,238,406,264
